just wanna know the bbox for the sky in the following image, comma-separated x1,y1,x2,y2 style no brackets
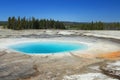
0,0,120,22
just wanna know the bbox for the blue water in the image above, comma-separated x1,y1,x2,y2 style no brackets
9,42,87,54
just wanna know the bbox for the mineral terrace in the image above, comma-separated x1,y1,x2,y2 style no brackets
0,29,120,80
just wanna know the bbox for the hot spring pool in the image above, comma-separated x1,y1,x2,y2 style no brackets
9,41,88,54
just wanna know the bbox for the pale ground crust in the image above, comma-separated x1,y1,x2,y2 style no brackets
0,29,120,80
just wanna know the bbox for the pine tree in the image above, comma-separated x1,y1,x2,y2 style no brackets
11,16,16,29
16,16,21,30
7,17,12,29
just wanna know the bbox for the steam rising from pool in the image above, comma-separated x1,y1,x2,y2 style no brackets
9,41,88,54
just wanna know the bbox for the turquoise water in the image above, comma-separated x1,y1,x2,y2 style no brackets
9,42,87,54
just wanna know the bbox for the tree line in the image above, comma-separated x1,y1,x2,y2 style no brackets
6,17,66,30
65,21,120,30
1,17,120,30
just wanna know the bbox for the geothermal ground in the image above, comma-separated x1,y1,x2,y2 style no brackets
0,29,120,80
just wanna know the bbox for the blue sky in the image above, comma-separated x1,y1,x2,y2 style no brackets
0,0,120,22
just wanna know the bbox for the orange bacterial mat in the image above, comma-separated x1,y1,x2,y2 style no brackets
98,51,120,59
